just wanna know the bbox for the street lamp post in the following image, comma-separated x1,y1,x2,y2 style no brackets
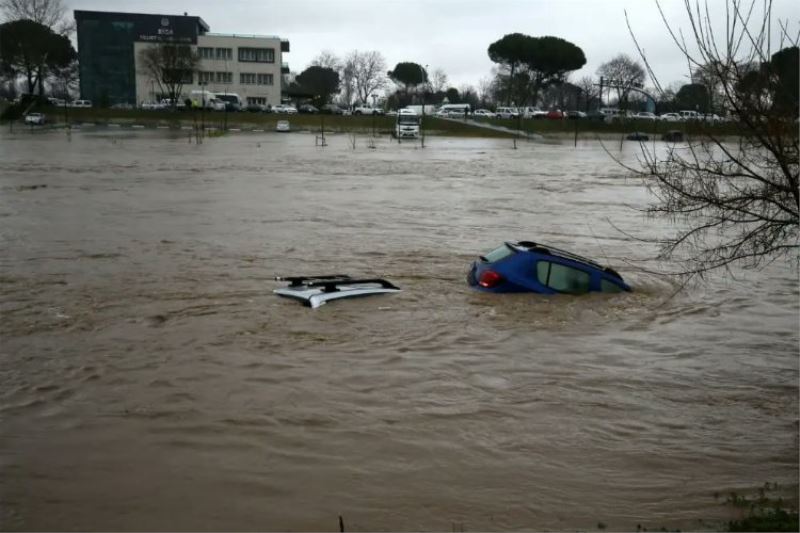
420,63,428,148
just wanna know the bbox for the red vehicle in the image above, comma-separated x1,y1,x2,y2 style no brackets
546,109,564,120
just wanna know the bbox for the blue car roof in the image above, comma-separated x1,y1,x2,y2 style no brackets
508,241,624,280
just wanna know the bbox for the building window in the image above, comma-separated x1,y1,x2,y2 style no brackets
215,71,232,84
240,73,256,85
238,47,274,63
215,47,232,60
257,73,274,85
162,69,193,84
198,71,214,84
198,47,214,59
247,97,266,105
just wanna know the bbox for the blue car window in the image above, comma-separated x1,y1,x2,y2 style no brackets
536,261,550,284
537,261,591,294
482,244,514,263
600,278,624,293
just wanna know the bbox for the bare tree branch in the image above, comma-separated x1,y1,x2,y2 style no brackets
621,0,799,274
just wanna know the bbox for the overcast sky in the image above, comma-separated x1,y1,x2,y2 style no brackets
65,0,797,90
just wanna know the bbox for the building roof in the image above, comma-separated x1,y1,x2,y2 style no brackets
205,32,285,40
74,10,210,33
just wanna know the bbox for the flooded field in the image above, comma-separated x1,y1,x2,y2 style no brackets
1,129,797,531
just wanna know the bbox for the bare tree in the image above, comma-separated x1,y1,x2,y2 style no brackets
344,50,386,105
621,0,799,274
430,68,448,93
338,61,356,109
477,76,494,107
576,76,599,111
50,57,77,99
596,53,645,110
137,43,199,107
1,0,72,34
310,50,341,72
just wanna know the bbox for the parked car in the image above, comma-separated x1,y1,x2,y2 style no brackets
140,101,165,110
298,104,319,114
467,240,631,295
659,112,682,122
160,98,186,109
275,120,291,132
586,110,607,121
246,103,268,113
353,105,384,115
565,110,587,119
110,102,134,110
701,113,724,123
662,130,684,142
273,104,298,114
24,112,46,125
626,131,649,141
634,112,657,121
321,104,344,115
47,97,66,107
472,109,496,118
495,107,519,119
70,99,92,108
545,109,564,120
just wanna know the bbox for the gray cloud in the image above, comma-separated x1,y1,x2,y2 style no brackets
65,0,798,90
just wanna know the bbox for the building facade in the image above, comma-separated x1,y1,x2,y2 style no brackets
75,10,289,107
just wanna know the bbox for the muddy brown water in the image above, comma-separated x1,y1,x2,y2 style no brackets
1,129,797,531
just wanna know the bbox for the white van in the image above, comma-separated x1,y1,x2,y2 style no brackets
190,90,224,110
214,93,243,111
395,108,421,138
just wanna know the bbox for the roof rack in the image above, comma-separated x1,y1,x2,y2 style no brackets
275,275,351,287
304,278,400,292
274,275,401,308
513,241,610,273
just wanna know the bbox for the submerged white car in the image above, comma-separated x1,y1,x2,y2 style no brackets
276,120,291,132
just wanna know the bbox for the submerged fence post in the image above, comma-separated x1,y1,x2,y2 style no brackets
574,118,579,147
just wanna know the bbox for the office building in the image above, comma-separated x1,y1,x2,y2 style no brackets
75,10,289,107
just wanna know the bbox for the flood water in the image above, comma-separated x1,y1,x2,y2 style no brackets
1,128,797,531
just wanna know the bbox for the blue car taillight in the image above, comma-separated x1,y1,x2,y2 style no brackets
478,270,503,288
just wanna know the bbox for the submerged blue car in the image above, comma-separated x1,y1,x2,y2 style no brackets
467,241,631,294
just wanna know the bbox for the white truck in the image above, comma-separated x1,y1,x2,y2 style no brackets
395,108,421,138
